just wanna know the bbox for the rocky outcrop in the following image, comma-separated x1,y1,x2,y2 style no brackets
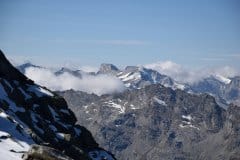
22,145,74,160
97,64,120,75
0,50,115,160
58,84,240,160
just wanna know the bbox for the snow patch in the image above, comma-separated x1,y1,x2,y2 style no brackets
105,101,125,113
39,87,54,96
56,132,65,140
0,111,8,118
27,85,53,97
121,72,141,82
182,115,192,121
83,105,89,109
0,136,30,160
153,97,167,106
0,110,34,160
0,84,25,112
130,104,139,110
173,82,185,90
215,74,231,84
179,124,200,130
118,72,131,79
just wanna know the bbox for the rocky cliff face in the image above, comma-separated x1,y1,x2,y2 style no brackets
0,50,115,160
58,84,240,160
191,76,240,107
97,64,120,75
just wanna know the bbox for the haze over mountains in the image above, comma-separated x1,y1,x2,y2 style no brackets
2,0,239,159
17,62,240,107
16,61,240,160
0,50,239,160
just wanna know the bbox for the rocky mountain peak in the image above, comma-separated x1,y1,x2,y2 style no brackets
98,63,119,75
17,62,41,73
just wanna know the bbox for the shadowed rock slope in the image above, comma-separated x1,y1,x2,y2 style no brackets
0,50,115,160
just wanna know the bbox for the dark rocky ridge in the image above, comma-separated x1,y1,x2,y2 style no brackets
0,52,33,83
58,84,240,160
0,50,115,160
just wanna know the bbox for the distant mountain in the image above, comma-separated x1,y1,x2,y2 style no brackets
58,84,240,160
225,76,240,104
17,62,42,73
14,59,240,160
17,62,240,106
0,50,115,160
55,67,83,78
191,75,240,106
97,63,120,75
116,66,188,90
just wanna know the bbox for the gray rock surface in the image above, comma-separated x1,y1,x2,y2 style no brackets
0,50,115,160
58,85,240,160
22,144,74,160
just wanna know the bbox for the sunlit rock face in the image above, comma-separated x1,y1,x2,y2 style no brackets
59,84,240,160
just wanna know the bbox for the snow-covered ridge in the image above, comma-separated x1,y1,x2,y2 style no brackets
215,74,231,84
0,109,33,160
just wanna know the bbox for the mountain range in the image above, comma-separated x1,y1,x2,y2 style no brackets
17,63,240,107
15,61,240,159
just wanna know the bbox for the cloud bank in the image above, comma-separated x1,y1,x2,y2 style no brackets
145,61,239,84
25,67,125,95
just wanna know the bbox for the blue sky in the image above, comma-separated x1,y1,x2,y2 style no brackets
0,0,239,69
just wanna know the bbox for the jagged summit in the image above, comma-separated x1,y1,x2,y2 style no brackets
55,67,83,78
17,62,42,73
98,63,119,75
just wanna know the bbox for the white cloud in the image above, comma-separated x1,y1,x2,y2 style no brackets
25,67,125,95
79,66,98,73
208,66,239,78
145,61,239,84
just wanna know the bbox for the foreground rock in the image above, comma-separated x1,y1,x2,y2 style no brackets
22,145,74,160
0,50,115,160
